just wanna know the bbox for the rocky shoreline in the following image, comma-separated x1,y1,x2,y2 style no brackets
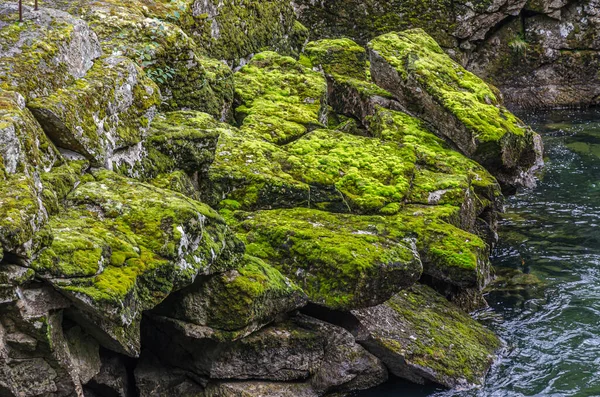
0,0,573,395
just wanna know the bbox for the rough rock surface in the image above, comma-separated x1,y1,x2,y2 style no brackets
144,314,387,395
0,0,548,394
368,29,543,192
351,284,501,388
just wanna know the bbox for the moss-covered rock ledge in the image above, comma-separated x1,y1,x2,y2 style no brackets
0,1,544,396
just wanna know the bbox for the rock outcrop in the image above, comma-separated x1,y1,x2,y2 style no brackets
0,0,556,395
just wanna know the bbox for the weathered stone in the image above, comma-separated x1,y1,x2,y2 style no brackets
65,326,101,385
368,29,543,192
0,3,102,99
31,170,244,356
351,284,501,388
28,55,160,169
85,352,131,397
154,255,306,340
204,381,318,397
135,351,206,397
145,314,387,394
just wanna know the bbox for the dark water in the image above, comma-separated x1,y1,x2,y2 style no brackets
356,109,600,397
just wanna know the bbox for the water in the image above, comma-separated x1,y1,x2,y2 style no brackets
356,109,600,397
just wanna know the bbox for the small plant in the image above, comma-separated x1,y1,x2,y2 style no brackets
508,34,529,57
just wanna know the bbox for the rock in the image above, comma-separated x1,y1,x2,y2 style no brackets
31,170,244,356
145,314,387,394
85,351,131,397
238,208,422,310
154,255,306,340
28,55,160,169
149,0,306,66
204,381,318,397
0,3,102,99
0,90,62,258
304,38,403,125
368,29,543,192
65,326,101,385
135,351,206,397
351,284,501,388
234,51,327,145
73,0,235,119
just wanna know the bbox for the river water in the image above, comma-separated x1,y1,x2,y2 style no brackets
355,109,600,397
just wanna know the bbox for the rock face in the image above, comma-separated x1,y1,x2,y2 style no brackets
293,0,600,109
0,0,547,395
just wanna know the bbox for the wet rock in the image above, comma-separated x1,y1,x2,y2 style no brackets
368,29,543,192
351,284,501,388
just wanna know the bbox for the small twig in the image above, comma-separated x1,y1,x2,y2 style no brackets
18,0,23,22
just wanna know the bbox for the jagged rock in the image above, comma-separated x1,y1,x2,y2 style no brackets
135,350,206,397
85,351,131,397
31,170,244,356
65,326,101,385
234,51,327,145
304,38,403,125
154,255,306,340
28,55,160,169
351,284,501,388
0,3,102,99
144,314,387,395
368,29,543,192
0,283,82,397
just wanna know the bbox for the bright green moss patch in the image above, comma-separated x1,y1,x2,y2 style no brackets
368,29,527,143
304,38,368,80
236,207,423,310
234,51,327,144
32,170,244,323
353,283,501,387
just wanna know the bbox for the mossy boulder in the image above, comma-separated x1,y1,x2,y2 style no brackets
236,208,423,310
351,283,501,388
153,255,307,340
368,29,543,192
146,0,306,66
31,170,244,356
0,90,62,257
0,3,102,100
145,314,387,394
28,55,160,169
76,0,235,118
234,52,327,145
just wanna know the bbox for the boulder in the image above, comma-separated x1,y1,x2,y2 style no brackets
153,255,307,340
234,51,327,145
31,170,244,356
368,29,543,192
0,3,102,99
135,351,206,397
85,351,131,397
28,56,160,169
144,314,387,394
351,284,501,388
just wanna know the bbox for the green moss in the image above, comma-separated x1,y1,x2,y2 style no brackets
304,38,368,80
371,284,501,386
233,51,327,144
28,56,160,167
32,170,244,323
369,29,526,143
